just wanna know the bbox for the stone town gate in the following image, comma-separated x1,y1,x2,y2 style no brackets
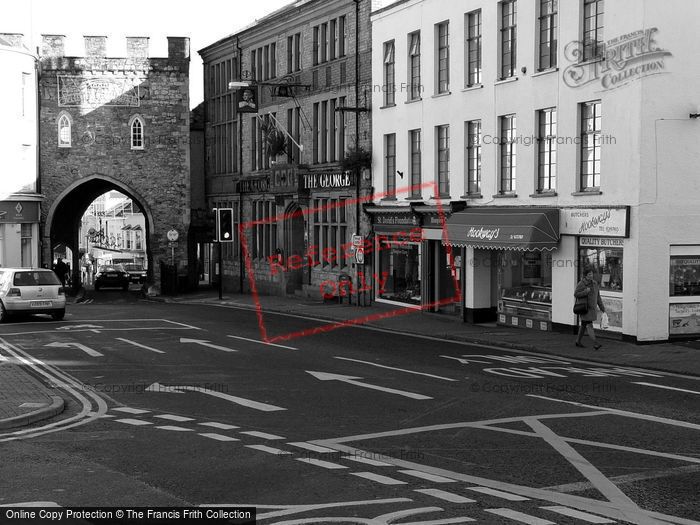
38,35,191,290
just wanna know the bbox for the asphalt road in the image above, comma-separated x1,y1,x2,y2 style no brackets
0,289,699,525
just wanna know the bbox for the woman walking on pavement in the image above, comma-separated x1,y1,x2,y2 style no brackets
574,266,606,349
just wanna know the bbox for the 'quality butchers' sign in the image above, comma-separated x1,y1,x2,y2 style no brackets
560,207,629,238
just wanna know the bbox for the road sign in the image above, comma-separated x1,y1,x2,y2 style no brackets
167,229,179,242
355,246,365,265
352,234,363,247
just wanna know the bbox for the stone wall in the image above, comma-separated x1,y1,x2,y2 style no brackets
39,35,190,290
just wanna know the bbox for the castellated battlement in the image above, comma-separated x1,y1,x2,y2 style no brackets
39,35,189,71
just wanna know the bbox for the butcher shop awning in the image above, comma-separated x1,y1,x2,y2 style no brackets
445,207,560,251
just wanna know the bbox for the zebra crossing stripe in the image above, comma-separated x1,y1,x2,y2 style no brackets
485,509,555,525
155,414,194,422
414,489,476,504
199,422,239,430
245,444,292,455
112,407,150,415
342,455,392,467
155,425,193,432
288,442,339,453
350,472,407,485
398,470,457,483
295,458,348,470
115,418,152,426
240,431,285,440
540,506,615,523
199,433,239,442
466,487,529,501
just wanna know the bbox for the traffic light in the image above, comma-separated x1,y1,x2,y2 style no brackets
216,208,234,242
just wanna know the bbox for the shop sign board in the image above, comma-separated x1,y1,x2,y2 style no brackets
301,172,354,190
373,212,418,227
237,176,271,194
0,202,40,223
560,207,629,237
669,303,700,335
579,237,625,248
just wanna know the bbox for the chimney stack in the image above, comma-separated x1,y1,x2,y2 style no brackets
167,37,190,61
84,35,107,57
41,34,65,57
126,37,149,58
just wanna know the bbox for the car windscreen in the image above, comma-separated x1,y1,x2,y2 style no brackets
13,271,61,286
124,264,144,271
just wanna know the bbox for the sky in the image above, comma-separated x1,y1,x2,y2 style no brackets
2,0,294,108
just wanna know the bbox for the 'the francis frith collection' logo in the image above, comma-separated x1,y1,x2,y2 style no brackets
564,28,672,90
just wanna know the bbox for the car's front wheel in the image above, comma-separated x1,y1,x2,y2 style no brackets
0,301,7,323
94,283,100,291
52,309,65,321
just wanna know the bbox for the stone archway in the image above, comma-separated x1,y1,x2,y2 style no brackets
44,175,156,290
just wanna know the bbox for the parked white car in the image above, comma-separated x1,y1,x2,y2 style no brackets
0,268,66,322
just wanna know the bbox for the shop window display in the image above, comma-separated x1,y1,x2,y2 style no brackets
378,241,421,305
498,251,553,322
670,257,700,297
579,244,624,330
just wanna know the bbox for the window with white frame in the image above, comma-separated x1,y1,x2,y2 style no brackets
409,129,422,198
537,108,557,192
539,0,558,70
436,21,449,94
21,223,33,267
500,114,517,193
466,120,482,195
583,0,604,61
465,10,482,87
58,113,71,148
385,133,396,198
580,101,602,190
408,32,421,101
383,40,395,106
437,125,450,197
130,116,144,150
500,0,517,79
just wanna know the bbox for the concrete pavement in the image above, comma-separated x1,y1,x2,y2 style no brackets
0,352,64,430
156,289,700,377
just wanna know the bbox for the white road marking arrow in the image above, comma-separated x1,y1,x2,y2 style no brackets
146,383,286,412
44,342,103,357
306,371,432,400
179,338,238,353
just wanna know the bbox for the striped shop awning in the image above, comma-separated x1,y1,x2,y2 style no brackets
445,208,560,251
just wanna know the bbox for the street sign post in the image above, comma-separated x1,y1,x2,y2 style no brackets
167,230,179,265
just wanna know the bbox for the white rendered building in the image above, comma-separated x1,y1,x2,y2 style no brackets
0,34,40,268
369,0,700,342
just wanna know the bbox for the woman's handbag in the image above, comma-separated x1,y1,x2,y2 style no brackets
573,296,588,315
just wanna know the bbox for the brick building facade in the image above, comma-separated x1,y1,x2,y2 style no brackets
38,35,191,289
199,0,372,300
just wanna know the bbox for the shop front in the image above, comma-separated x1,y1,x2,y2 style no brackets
0,200,41,268
446,207,560,330
414,204,465,315
561,207,630,334
366,207,422,307
668,247,700,337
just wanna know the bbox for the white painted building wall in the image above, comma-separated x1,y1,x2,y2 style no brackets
371,0,700,341
0,35,40,268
